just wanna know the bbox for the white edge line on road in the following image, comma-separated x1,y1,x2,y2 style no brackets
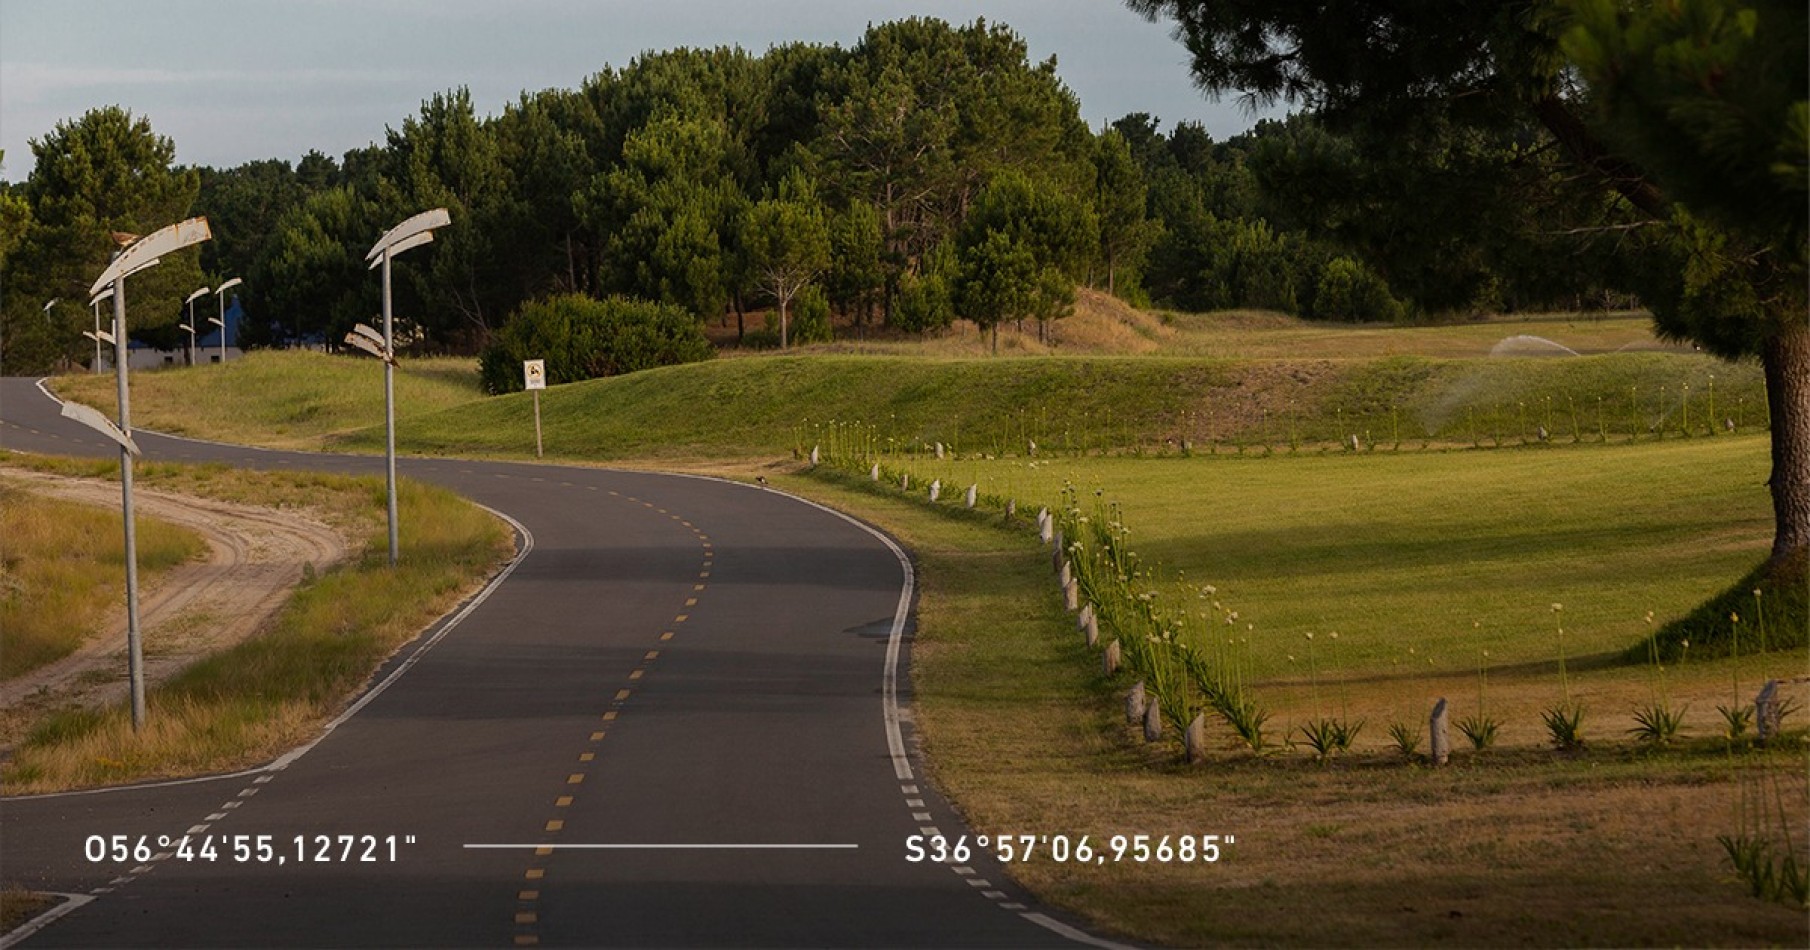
269,500,533,770
1019,913,1139,950
724,481,916,782
0,892,93,950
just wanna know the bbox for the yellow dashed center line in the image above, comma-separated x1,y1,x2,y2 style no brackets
514,494,719,939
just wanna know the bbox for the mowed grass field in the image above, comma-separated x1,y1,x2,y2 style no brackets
883,438,1774,674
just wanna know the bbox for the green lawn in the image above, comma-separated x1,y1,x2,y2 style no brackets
864,436,1775,677
52,351,483,450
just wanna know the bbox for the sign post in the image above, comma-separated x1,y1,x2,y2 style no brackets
524,359,546,458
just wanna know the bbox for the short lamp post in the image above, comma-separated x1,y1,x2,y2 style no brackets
182,287,209,365
214,277,242,364
66,219,212,732
88,288,113,373
352,208,448,567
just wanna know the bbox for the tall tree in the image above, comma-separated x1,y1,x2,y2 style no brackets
1091,128,1158,297
742,171,831,348
1565,0,1808,561
5,107,204,372
1129,0,1809,565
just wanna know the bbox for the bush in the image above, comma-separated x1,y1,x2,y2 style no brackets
1314,256,1404,322
787,284,834,345
891,269,955,334
478,294,712,394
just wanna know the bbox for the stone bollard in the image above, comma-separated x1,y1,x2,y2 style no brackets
1429,698,1450,766
1756,680,1783,745
1185,713,1208,763
810,445,820,465
1126,681,1146,722
928,479,941,502
935,441,946,460
1084,611,1099,648
901,472,910,491
1027,439,1037,457
965,484,977,509
1053,528,1064,555
870,463,880,482
1059,560,1073,588
1063,578,1079,612
1103,640,1121,676
1006,499,1016,518
1143,698,1163,742
1037,508,1052,543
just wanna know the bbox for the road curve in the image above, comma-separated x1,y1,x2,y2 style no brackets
0,377,1107,949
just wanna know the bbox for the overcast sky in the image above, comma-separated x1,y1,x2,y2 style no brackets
0,0,1280,183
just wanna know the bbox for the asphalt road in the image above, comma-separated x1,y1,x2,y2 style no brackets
0,377,1111,949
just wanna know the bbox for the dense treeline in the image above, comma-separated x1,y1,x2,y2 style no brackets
2,15,1665,377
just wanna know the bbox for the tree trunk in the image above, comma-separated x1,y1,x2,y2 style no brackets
1763,321,1810,563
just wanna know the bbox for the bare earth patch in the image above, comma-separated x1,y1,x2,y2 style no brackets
0,471,351,752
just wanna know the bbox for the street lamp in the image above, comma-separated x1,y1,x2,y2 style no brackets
182,286,209,366
88,288,112,374
214,277,242,364
83,258,161,375
66,217,211,731
357,207,448,568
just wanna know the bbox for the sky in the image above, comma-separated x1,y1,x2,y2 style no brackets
0,0,1280,183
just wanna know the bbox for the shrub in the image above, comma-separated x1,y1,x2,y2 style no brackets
786,284,834,345
1314,256,1404,323
478,293,712,394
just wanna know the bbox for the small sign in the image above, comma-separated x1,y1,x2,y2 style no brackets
524,359,546,391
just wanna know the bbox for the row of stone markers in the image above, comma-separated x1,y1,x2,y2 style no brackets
1038,505,1240,765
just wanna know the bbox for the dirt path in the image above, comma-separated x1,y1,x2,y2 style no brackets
0,471,352,750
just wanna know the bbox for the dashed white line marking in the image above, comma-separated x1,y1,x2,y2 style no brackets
906,798,925,808
982,890,1007,900
967,879,992,888
205,813,227,821
952,866,975,876
911,812,932,822
188,825,210,834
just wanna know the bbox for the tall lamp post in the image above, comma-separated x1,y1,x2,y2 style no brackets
182,287,209,365
67,218,212,731
214,277,242,364
353,208,448,568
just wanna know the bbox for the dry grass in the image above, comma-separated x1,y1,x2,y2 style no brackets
0,888,59,932
0,484,206,678
0,460,512,794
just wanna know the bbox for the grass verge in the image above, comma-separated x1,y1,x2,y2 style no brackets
780,466,1809,946
0,457,513,794
0,483,206,678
